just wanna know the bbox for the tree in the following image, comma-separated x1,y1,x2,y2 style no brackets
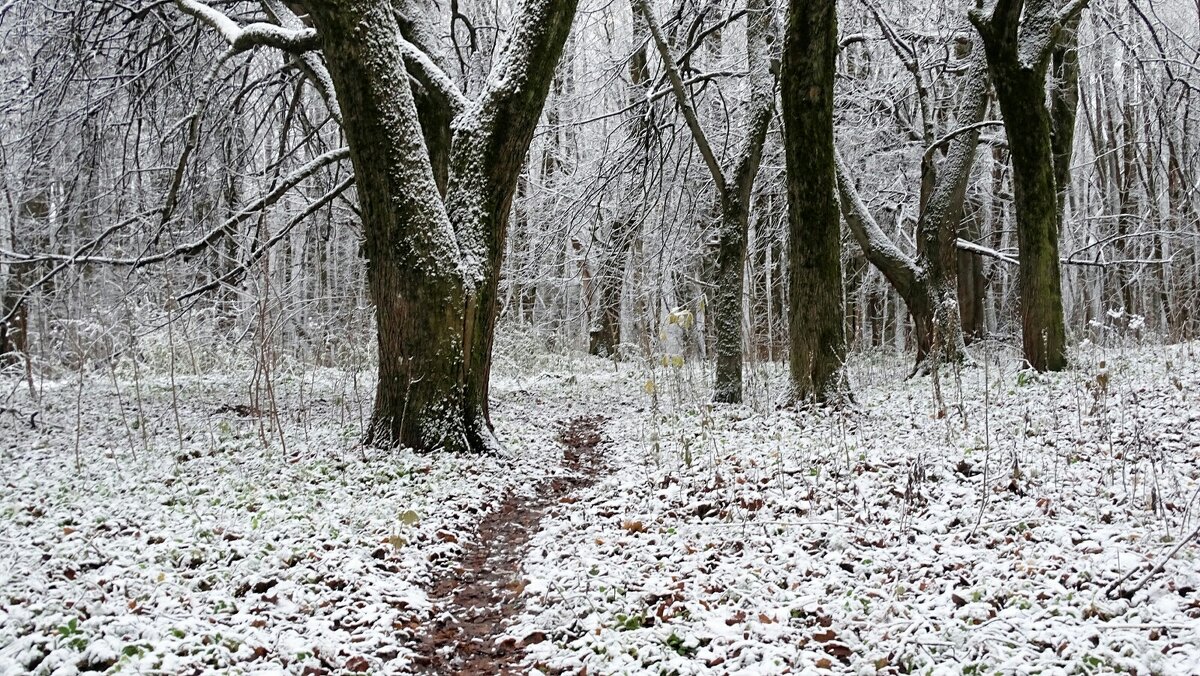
835,29,993,375
782,0,845,402
634,0,778,403
588,7,653,358
179,0,579,451
970,0,1089,371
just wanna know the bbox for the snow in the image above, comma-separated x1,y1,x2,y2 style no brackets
0,363,586,674
2,341,1199,674
512,342,1200,674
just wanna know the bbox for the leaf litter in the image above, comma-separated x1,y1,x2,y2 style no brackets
1,341,1199,675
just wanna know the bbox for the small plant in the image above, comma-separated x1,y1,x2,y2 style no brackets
57,617,88,651
665,632,697,657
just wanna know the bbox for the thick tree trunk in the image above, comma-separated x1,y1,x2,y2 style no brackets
309,0,577,452
783,0,846,402
309,1,472,451
712,197,750,402
972,0,1080,372
912,47,990,372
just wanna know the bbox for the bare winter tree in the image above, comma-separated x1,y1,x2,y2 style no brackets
633,0,778,403
835,18,993,374
588,6,653,359
176,0,579,452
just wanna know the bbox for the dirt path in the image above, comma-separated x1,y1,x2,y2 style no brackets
408,415,607,674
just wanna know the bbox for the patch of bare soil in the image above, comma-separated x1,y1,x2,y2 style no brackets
408,415,607,674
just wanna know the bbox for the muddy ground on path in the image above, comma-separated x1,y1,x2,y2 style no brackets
408,415,607,674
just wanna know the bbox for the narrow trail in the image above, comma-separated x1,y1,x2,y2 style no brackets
408,415,607,674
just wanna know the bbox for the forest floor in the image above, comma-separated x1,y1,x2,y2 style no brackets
1,339,1199,675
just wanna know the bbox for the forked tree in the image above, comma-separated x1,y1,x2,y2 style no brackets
632,0,778,404
177,0,579,452
970,0,1089,371
836,27,993,375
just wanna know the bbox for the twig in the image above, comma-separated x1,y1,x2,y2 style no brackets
1106,522,1200,601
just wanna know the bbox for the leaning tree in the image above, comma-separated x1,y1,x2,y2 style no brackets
835,7,994,375
176,0,579,452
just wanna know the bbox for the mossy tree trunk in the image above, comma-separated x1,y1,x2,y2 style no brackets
306,0,578,452
783,0,846,402
836,12,990,376
971,0,1088,372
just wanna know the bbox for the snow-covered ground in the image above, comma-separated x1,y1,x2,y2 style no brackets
1,341,1198,674
517,342,1200,675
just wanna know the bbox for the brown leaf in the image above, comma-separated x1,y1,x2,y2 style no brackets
344,655,370,672
813,629,837,643
622,520,646,533
522,631,547,646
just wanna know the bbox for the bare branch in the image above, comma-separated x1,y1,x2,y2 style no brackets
835,152,920,297
632,0,727,196
0,146,349,324
175,0,319,54
178,176,355,303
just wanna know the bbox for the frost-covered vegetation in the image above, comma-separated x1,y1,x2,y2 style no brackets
2,341,1198,674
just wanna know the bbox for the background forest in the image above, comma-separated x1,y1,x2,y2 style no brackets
1,0,1196,400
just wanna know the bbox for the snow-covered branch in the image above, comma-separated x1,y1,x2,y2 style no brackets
399,37,469,115
175,0,319,54
632,0,728,197
2,147,348,271
262,0,341,123
835,152,919,296
178,175,356,303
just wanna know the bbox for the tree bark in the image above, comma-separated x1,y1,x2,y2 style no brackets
783,0,846,402
837,25,990,375
971,0,1085,371
449,0,579,439
306,0,578,452
635,0,776,404
912,48,991,372
308,1,472,451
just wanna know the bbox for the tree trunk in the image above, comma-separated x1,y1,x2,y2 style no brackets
712,197,750,402
309,0,577,452
783,0,846,402
309,2,472,451
589,217,634,357
450,1,579,439
972,0,1080,372
1050,14,1080,225
912,45,990,372
635,0,775,404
